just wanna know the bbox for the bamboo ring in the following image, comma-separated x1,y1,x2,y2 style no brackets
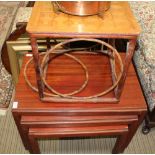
24,38,123,101
24,52,89,96
40,38,123,99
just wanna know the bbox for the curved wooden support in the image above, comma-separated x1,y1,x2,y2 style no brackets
1,22,27,74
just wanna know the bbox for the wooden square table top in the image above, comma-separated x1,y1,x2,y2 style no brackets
26,2,141,37
12,53,147,115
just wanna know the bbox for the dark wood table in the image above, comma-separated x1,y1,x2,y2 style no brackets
12,53,147,153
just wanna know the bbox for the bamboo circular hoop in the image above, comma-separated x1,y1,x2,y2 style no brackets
24,52,89,97
24,38,123,101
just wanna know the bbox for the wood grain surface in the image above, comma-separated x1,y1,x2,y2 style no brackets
12,53,147,154
13,53,146,114
27,2,141,36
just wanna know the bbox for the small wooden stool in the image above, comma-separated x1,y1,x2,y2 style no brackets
28,125,129,154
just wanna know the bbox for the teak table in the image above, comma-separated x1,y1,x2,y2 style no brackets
12,2,146,154
12,54,147,153
26,1,141,102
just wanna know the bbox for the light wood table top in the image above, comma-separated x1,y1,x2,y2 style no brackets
26,2,141,37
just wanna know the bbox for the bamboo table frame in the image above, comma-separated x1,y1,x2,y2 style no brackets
26,1,141,102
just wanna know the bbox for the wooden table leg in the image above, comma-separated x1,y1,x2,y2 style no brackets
12,112,30,150
112,113,147,153
28,125,129,154
112,114,144,154
28,134,40,154
112,131,128,154
20,114,138,152
123,112,146,148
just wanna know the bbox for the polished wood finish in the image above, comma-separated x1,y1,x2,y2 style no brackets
12,3,145,153
21,114,138,153
21,115,138,128
14,54,146,111
20,115,138,149
27,2,140,35
28,125,128,154
12,54,147,153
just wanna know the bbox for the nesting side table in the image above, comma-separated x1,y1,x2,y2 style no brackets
12,54,147,153
12,2,146,154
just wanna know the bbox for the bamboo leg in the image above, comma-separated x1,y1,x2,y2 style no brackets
116,39,137,99
46,38,51,50
108,39,118,97
30,37,44,98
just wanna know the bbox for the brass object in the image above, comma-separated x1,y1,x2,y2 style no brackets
53,1,111,18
